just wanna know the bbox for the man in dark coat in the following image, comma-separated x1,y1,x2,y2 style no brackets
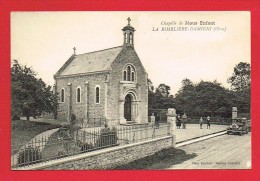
177,114,181,129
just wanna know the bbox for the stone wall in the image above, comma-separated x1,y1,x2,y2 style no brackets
20,136,173,170
55,73,107,122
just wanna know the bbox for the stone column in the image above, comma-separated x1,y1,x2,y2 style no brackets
53,84,56,94
167,108,177,147
84,82,89,122
67,83,72,123
119,82,126,124
150,113,155,125
134,101,141,123
232,107,238,119
119,100,126,124
104,80,108,124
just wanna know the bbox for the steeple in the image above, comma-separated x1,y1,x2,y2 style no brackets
122,17,135,46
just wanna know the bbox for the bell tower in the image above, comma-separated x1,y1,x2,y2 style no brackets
122,17,135,46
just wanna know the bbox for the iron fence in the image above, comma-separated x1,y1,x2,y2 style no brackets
11,123,170,168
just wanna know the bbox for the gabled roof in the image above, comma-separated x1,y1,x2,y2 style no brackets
55,46,123,77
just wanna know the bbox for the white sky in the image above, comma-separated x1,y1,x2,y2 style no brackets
11,11,250,95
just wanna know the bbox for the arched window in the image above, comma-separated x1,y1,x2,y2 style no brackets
123,64,136,82
95,86,100,104
123,71,127,81
127,66,131,81
76,87,81,103
61,88,65,103
131,71,135,81
124,33,127,43
129,33,133,44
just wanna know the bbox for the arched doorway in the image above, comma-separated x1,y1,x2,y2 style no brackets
124,94,132,121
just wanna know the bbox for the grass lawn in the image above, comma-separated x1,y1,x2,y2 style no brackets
114,147,197,170
11,120,61,155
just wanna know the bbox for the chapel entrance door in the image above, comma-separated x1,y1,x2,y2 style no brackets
124,94,132,121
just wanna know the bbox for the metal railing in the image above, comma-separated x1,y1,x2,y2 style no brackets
11,123,170,168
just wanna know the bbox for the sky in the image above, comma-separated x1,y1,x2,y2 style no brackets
11,11,250,95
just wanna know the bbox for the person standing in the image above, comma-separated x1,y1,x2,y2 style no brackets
176,114,181,129
182,118,186,129
207,116,211,129
182,113,187,129
199,117,204,129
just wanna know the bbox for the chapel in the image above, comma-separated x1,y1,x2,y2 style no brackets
54,18,148,126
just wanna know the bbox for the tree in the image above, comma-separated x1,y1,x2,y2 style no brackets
155,84,171,97
227,62,251,116
11,60,58,120
174,78,196,116
227,62,251,92
148,81,175,114
175,79,235,118
153,83,174,109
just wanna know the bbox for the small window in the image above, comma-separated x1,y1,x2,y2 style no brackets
76,87,81,103
123,71,127,81
125,33,127,43
129,33,133,44
131,72,135,81
123,64,136,82
61,89,65,103
95,86,100,104
127,66,131,81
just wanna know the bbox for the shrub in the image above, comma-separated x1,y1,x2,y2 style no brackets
17,146,42,167
12,121,37,130
95,126,118,148
80,142,94,152
12,115,20,120
57,127,73,141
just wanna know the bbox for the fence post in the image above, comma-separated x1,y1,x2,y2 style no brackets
232,107,238,119
150,113,155,126
167,108,176,147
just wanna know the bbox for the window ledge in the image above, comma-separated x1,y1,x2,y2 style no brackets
120,81,136,84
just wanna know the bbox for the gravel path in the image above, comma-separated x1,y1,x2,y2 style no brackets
169,133,251,169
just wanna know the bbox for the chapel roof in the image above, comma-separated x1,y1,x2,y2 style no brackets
56,46,123,77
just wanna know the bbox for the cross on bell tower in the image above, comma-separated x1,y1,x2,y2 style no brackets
122,17,135,46
127,17,131,25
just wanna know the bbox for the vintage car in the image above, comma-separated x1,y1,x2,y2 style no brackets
227,117,251,135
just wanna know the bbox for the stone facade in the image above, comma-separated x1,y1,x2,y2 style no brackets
55,73,107,121
54,18,148,125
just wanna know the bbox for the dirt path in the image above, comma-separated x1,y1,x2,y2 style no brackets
168,133,251,169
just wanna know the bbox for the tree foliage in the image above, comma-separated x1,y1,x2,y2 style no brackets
11,60,58,120
148,80,175,113
227,62,251,91
227,62,251,115
175,80,236,117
